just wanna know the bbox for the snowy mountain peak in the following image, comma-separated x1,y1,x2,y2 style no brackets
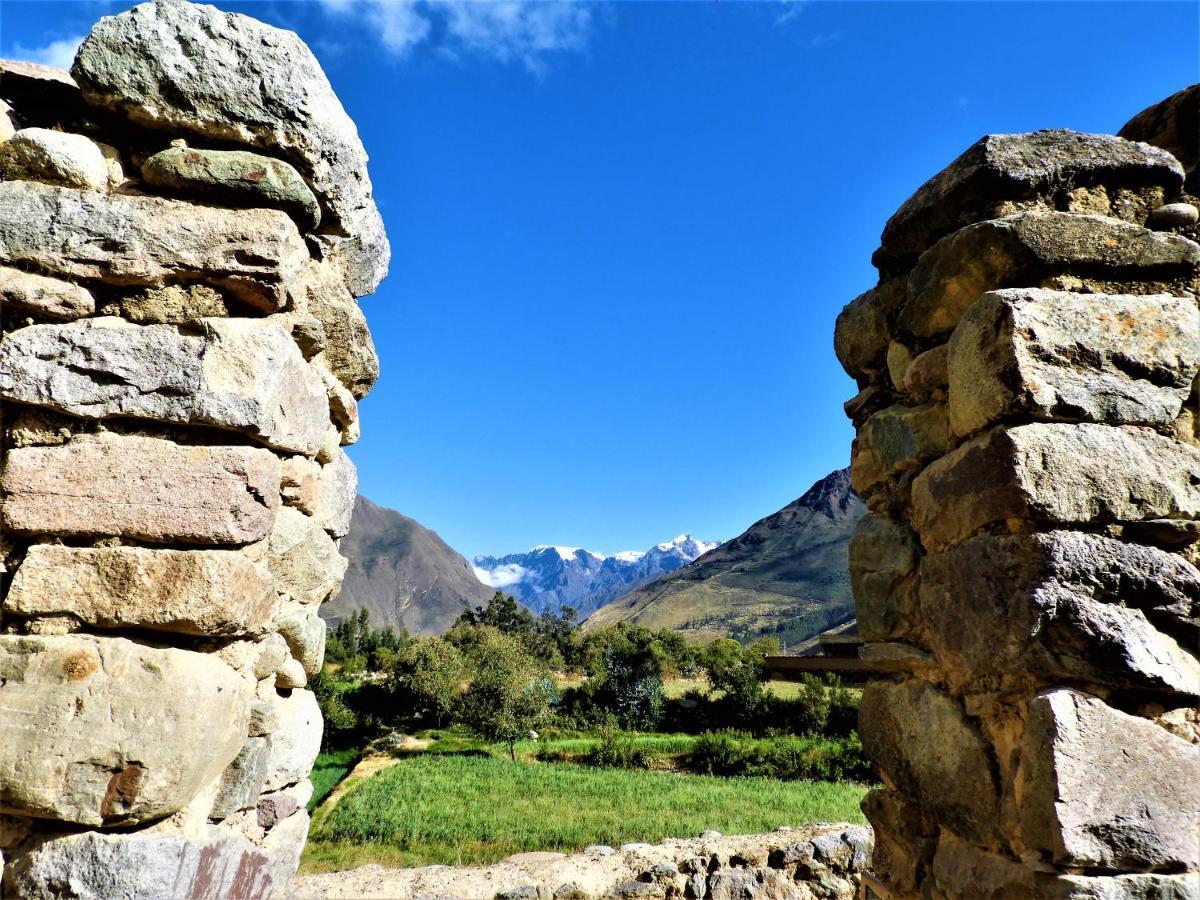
473,532,719,617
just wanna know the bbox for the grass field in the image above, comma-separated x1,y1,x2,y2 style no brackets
302,753,867,873
309,749,361,810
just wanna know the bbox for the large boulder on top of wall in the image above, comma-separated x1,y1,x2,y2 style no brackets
1019,689,1200,871
5,545,277,638
0,635,252,827
874,130,1184,275
73,0,390,297
0,59,87,128
910,423,1200,551
920,531,1200,695
899,211,1200,338
1,432,281,546
1120,84,1200,194
0,317,330,456
858,679,1001,846
5,828,289,900
0,181,307,312
947,288,1200,437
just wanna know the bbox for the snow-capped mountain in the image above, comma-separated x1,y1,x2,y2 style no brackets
473,534,720,617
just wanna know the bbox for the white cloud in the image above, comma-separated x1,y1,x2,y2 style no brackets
318,0,595,72
12,34,86,70
473,563,529,588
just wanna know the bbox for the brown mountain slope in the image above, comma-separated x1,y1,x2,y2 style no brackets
583,469,864,646
321,496,493,635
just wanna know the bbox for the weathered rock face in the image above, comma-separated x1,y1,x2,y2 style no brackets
840,98,1200,899
0,1,386,895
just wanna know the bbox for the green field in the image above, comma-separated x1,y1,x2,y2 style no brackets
302,753,867,872
309,748,361,810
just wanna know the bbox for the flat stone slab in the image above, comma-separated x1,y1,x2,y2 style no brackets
921,531,1200,695
910,423,1200,550
74,0,389,297
0,635,252,826
948,288,1200,437
1020,689,1200,871
0,266,95,320
0,181,307,311
0,317,330,455
900,211,1200,337
1,432,281,545
6,545,277,637
876,130,1184,273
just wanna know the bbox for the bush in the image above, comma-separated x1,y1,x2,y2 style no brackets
590,723,658,770
690,729,750,776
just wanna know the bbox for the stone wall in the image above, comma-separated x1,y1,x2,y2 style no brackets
0,1,386,896
837,87,1200,898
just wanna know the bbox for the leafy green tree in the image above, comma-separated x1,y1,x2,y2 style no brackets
459,628,555,760
702,638,768,711
392,637,468,726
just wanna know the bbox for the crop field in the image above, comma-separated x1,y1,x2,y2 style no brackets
302,752,867,872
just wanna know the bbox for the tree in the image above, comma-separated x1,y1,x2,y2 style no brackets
702,638,768,710
392,636,468,726
459,628,555,760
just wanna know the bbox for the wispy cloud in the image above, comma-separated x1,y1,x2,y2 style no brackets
11,34,85,70
318,0,596,73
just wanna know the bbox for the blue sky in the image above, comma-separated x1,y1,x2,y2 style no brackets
3,1,1197,558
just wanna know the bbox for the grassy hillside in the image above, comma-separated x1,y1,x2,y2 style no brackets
585,469,863,645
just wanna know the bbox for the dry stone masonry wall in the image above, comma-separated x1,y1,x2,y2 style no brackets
0,1,386,896
837,86,1200,899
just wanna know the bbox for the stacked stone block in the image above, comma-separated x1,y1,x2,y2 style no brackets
0,1,386,896
836,87,1200,898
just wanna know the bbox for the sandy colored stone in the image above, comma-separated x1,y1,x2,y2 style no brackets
0,317,330,455
900,211,1200,337
268,506,348,605
910,423,1200,550
316,449,357,538
948,288,1200,437
0,266,96,321
1,432,281,545
0,127,108,190
876,130,1184,274
142,145,321,230
111,284,230,323
0,181,307,311
274,600,329,676
299,260,379,398
921,532,1200,695
262,689,323,793
74,0,389,297
281,456,322,514
0,634,252,826
1019,689,1200,871
6,544,277,637
902,343,948,399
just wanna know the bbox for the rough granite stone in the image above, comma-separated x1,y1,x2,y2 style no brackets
273,600,329,677
74,0,389,297
858,680,1000,845
261,689,323,793
1019,689,1200,871
1120,84,1200,193
0,181,307,311
0,317,330,455
833,279,906,381
0,634,252,826
209,736,271,821
848,512,920,642
920,532,1200,694
900,211,1200,338
267,506,348,605
849,403,950,498
5,545,277,637
948,288,1200,437
1,432,281,545
876,130,1184,274
299,259,380,398
316,448,357,538
910,423,1200,550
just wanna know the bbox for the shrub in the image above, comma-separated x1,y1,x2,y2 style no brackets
590,723,658,770
690,729,750,776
